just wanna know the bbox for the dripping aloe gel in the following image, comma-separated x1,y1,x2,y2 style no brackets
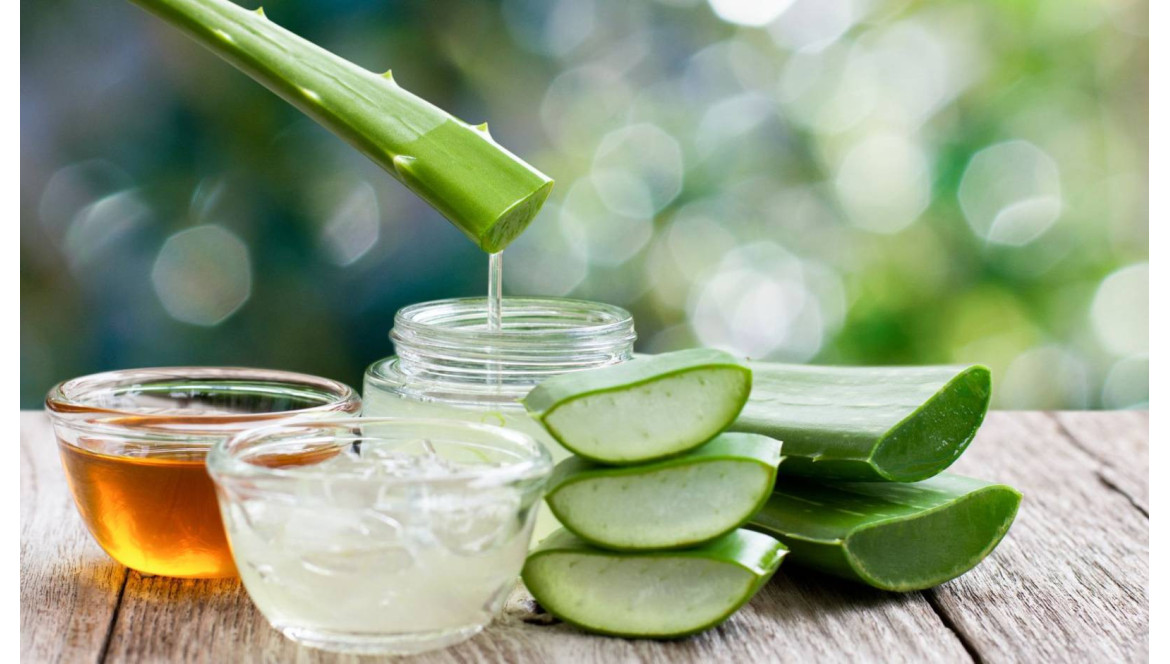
363,298,636,540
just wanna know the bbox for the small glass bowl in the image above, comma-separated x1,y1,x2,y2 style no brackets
45,367,361,578
207,417,552,655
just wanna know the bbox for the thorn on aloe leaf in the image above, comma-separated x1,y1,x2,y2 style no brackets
381,69,395,83
475,122,491,137
392,155,417,177
254,6,266,18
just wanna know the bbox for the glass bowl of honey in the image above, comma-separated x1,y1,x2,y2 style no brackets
45,367,362,578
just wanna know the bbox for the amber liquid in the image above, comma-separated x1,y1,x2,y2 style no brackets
59,442,235,578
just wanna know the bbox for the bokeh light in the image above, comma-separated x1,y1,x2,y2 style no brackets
834,133,931,234
317,181,381,267
707,0,793,28
592,123,684,215
64,189,152,270
558,178,654,266
689,242,844,361
1090,262,1149,357
19,0,1148,408
151,225,252,327
959,140,1063,246
502,202,589,296
997,345,1090,410
767,0,856,52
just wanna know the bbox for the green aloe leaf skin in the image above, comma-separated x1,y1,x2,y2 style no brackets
732,363,992,482
546,432,782,551
523,349,753,465
748,473,1021,592
522,528,786,638
128,0,553,253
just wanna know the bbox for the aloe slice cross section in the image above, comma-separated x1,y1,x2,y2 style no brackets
522,529,785,638
732,363,991,482
546,433,782,550
523,349,752,465
128,0,553,253
748,473,1020,591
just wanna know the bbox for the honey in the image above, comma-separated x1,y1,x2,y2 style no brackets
58,441,233,578
46,367,362,578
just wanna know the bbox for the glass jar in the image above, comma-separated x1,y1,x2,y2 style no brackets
209,416,551,655
363,297,635,536
46,367,361,578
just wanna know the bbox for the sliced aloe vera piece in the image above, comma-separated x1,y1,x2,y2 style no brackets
546,433,782,550
748,473,1020,591
522,528,785,638
732,363,991,481
128,0,553,253
523,349,752,465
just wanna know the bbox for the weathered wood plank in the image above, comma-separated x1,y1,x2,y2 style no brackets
930,411,1148,662
1052,410,1148,514
25,411,1147,664
20,412,127,663
105,572,970,664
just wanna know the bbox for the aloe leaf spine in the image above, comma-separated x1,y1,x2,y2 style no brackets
128,0,553,253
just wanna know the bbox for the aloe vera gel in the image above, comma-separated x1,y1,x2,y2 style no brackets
546,433,782,550
523,349,752,464
522,529,785,638
519,351,785,638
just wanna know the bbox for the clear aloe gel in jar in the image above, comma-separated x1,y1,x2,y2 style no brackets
363,297,636,540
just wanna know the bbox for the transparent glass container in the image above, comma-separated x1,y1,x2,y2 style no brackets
45,367,361,578
208,416,551,655
363,297,636,538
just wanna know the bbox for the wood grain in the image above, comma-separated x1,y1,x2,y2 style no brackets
931,412,1149,662
104,569,972,663
19,411,1149,664
1052,410,1148,514
20,413,128,663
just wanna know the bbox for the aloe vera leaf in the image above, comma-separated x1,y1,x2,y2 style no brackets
545,432,782,551
522,528,786,638
748,473,1020,591
523,349,752,465
731,363,991,482
128,0,553,253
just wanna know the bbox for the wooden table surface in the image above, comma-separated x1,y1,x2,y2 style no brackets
20,411,1149,663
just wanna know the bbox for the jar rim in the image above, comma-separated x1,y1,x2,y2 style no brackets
373,297,637,398
45,367,362,442
392,296,635,347
207,416,552,488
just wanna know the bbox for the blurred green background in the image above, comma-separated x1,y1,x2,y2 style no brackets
20,0,1148,409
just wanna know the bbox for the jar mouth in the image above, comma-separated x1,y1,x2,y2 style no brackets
46,367,362,445
375,297,636,395
392,297,635,350
208,417,552,488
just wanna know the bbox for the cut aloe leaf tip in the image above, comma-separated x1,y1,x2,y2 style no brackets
733,363,991,482
129,0,553,253
748,473,1020,591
